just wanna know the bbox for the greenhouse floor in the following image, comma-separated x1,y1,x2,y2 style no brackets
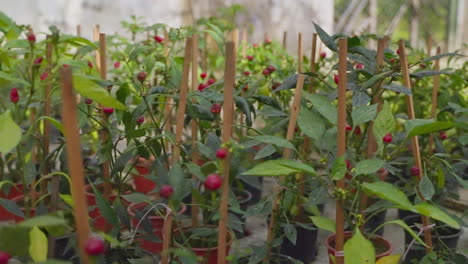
233,178,468,264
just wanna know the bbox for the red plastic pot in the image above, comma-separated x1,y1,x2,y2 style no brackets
133,174,156,194
173,227,234,264
0,195,35,222
0,184,23,200
325,231,393,264
130,203,187,254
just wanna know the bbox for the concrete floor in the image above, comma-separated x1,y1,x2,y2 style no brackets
234,178,468,264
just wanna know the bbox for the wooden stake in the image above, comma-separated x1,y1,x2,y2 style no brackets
263,74,306,263
163,98,173,152
76,25,81,37
426,36,433,57
232,28,239,51
93,25,100,70
398,40,433,252
98,33,112,199
191,34,200,227
202,32,208,73
428,46,441,155
334,38,348,264
217,42,237,264
60,67,91,264
310,33,317,74
359,37,388,226
161,37,193,264
282,31,287,49
298,33,303,73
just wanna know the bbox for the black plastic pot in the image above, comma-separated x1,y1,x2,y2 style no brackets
280,223,319,263
54,235,78,263
242,178,263,206
232,189,253,238
364,209,387,236
402,214,463,264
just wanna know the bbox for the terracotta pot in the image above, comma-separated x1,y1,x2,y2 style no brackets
173,227,234,264
0,195,35,222
130,203,187,254
0,183,23,200
325,231,393,264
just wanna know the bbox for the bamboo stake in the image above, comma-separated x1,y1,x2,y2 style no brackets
93,25,100,70
161,37,193,264
191,34,200,227
76,25,81,37
217,42,237,264
163,98,173,152
60,67,91,264
298,33,303,73
334,38,348,264
241,27,247,58
398,40,433,252
98,33,112,199
428,47,441,155
263,74,306,263
282,31,287,49
29,107,38,206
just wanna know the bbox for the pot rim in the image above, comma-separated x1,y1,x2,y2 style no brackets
232,188,253,204
173,225,235,251
325,231,394,257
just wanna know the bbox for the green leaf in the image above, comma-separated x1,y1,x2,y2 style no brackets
72,75,127,110
29,226,48,262
169,162,185,200
284,223,297,245
275,74,298,91
35,116,64,134
242,159,315,177
0,198,24,218
407,121,455,137
298,106,326,142
420,52,463,63
235,96,253,126
90,184,119,227
18,216,67,228
377,220,427,248
121,193,151,204
0,111,22,153
376,255,401,264
351,104,378,127
0,71,30,87
254,144,276,160
382,85,412,95
313,23,337,51
362,182,413,210
36,261,73,264
362,72,386,89
414,203,460,229
344,228,375,264
419,174,435,200
252,95,281,109
303,92,337,124
352,91,371,107
248,135,295,150
355,159,385,176
411,70,451,79
310,216,336,232
331,156,347,180
373,101,395,153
